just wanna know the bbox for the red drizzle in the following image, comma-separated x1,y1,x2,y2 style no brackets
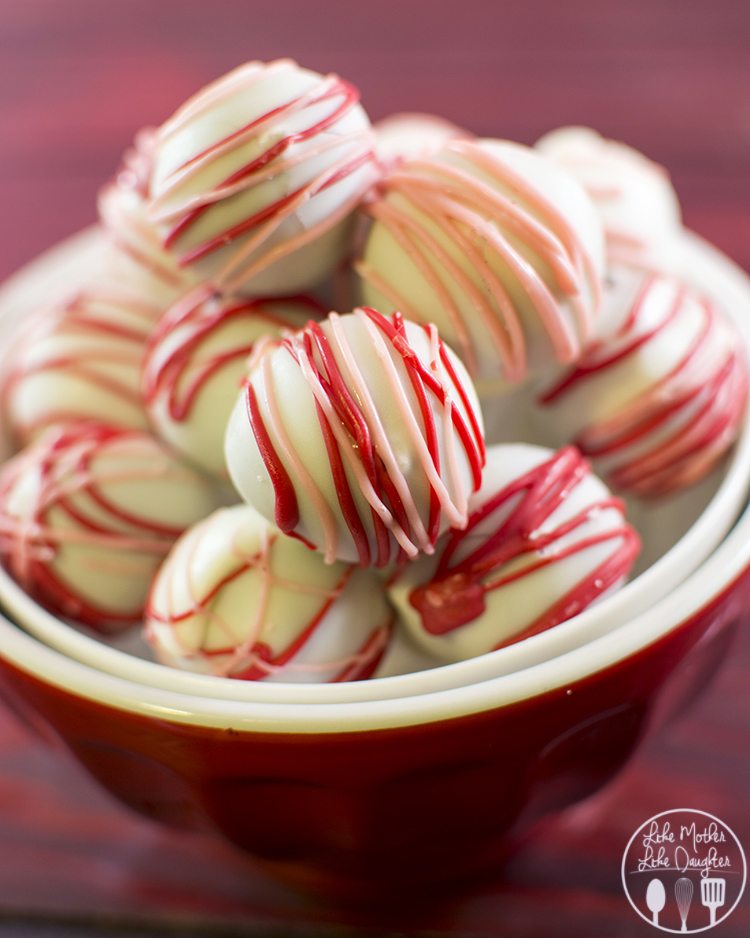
0,424,209,633
356,139,600,382
540,274,749,496
409,447,640,646
245,383,299,534
142,286,324,422
145,521,394,683
230,564,355,681
1,290,159,444
154,69,379,283
243,309,485,567
367,310,485,480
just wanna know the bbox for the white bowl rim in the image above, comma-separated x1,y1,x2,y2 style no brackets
0,228,749,707
0,477,748,733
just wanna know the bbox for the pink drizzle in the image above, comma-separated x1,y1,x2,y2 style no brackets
548,145,672,262
356,139,600,381
1,290,159,443
540,274,749,496
142,285,324,423
145,517,393,682
0,424,210,633
98,129,189,290
408,447,640,646
150,60,379,292
243,308,485,567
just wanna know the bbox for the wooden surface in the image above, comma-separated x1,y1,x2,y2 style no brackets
1,1,750,934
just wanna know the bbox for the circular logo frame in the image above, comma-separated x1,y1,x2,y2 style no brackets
622,809,747,933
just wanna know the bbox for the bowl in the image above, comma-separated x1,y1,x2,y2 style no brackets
0,479,749,897
1,224,749,898
1,228,750,704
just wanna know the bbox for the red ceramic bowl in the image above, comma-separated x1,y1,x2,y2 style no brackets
0,494,749,898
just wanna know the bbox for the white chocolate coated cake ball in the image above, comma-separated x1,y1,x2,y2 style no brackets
371,622,442,678
98,128,200,307
145,504,394,682
224,307,486,567
374,112,472,170
536,127,682,266
142,287,321,476
1,288,160,446
148,59,380,296
0,424,227,633
357,138,605,392
388,444,639,662
536,267,748,496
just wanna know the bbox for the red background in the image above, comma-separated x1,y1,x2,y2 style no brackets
0,1,749,935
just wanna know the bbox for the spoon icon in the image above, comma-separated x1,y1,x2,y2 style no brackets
646,878,666,926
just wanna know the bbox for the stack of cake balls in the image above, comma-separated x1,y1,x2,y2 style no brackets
0,58,746,684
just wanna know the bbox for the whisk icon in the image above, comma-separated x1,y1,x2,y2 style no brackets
675,877,694,932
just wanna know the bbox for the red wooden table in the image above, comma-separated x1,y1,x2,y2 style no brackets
1,1,750,935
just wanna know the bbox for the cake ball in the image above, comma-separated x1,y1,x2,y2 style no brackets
371,622,442,678
536,127,681,265
142,286,322,476
357,138,604,391
148,59,380,296
225,307,486,568
145,504,394,682
388,444,640,662
1,288,161,446
537,268,748,496
98,128,199,307
0,423,227,633
374,112,472,170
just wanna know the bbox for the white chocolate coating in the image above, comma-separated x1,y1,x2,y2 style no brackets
374,112,472,170
0,424,227,633
1,288,160,445
145,504,393,682
371,621,442,678
224,308,485,567
536,267,748,496
142,287,320,476
388,444,639,662
98,128,200,307
357,138,605,392
148,59,380,295
536,127,682,266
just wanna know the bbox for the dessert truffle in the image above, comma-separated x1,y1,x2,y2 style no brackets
357,138,604,390
142,286,321,476
537,268,748,496
388,444,640,661
1,288,160,446
0,423,226,633
536,127,681,266
145,504,393,682
148,59,380,296
224,307,486,567
374,112,471,170
98,128,199,307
